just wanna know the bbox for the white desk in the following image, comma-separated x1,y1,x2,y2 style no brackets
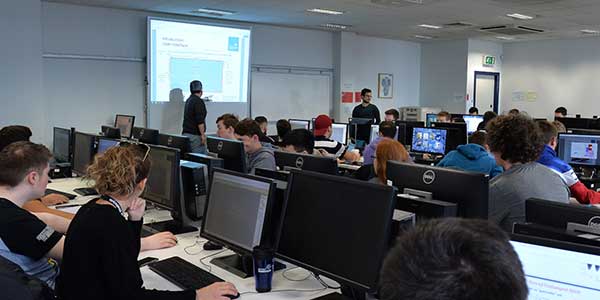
47,177,338,300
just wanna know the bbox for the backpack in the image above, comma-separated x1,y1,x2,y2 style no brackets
0,255,56,300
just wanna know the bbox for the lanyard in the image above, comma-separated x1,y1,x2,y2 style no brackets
101,195,124,215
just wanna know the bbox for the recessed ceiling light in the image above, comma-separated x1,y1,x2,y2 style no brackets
581,29,600,34
193,8,236,15
506,13,534,20
418,24,442,29
307,8,344,15
414,35,433,39
496,36,515,40
321,23,351,30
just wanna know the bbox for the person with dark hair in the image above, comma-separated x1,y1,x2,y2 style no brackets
182,80,207,154
477,111,497,131
537,121,600,204
363,121,397,166
254,116,268,135
554,106,567,118
384,109,399,122
352,88,381,140
437,131,503,178
0,125,32,151
234,118,276,173
508,108,520,115
436,111,451,123
57,145,238,300
281,129,315,154
274,119,292,146
313,115,360,162
215,113,239,140
486,114,569,231
468,107,479,115
380,218,528,300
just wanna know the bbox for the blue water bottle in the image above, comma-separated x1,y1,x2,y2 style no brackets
253,246,274,293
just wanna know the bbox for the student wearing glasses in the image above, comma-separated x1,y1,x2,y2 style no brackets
57,145,238,300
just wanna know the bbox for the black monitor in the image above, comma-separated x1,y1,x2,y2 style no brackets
410,127,447,155
331,122,348,145
185,153,224,176
425,113,437,127
572,128,600,135
431,122,467,148
526,198,600,230
288,119,310,131
72,132,97,176
397,120,424,148
100,125,121,139
158,133,190,154
274,150,338,175
114,114,135,138
96,137,119,155
395,122,408,145
53,127,72,163
557,133,600,167
348,117,374,146
200,168,281,278
206,136,247,173
555,116,594,130
510,234,600,299
386,161,489,218
462,115,484,135
142,144,180,210
131,127,159,144
276,169,396,297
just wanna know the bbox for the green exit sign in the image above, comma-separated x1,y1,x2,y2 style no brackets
483,55,496,67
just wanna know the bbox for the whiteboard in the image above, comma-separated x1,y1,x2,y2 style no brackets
251,71,332,121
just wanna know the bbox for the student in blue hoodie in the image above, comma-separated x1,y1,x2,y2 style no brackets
437,131,503,178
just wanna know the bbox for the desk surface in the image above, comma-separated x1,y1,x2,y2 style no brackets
47,177,338,300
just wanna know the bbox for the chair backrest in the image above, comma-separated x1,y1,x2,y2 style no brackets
0,255,55,300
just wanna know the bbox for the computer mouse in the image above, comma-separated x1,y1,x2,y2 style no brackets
202,241,223,251
225,293,240,299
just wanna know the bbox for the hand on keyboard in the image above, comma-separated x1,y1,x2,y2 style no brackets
41,193,69,206
196,282,239,300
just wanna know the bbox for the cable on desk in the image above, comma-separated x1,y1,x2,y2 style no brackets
315,274,341,290
238,271,335,296
282,267,312,282
198,249,228,273
183,239,207,255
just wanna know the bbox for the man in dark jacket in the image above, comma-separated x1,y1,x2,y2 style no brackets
182,80,207,153
437,131,503,178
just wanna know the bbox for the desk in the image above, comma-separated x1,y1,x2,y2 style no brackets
47,177,338,300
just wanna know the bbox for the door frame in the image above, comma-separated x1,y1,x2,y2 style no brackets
473,71,500,114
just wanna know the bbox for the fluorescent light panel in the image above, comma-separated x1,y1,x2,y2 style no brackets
321,23,350,30
194,8,236,15
506,13,534,20
307,8,344,15
414,35,433,39
581,29,600,34
496,36,515,40
418,24,442,29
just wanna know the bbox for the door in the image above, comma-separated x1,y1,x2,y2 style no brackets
474,71,499,113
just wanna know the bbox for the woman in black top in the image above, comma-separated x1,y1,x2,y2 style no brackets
56,145,238,300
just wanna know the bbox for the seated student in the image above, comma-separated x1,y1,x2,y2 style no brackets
0,141,67,289
552,120,566,133
313,115,360,162
508,108,520,115
555,106,567,118
477,111,497,131
371,139,411,185
234,118,276,173
56,145,238,300
437,131,503,178
468,106,479,115
215,113,239,140
436,111,451,123
254,116,268,135
487,114,569,232
281,129,328,156
380,218,528,300
537,121,600,204
273,119,291,146
363,121,397,166
384,108,400,122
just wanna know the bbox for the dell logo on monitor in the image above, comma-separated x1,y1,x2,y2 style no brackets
423,170,436,185
588,216,600,228
167,137,173,145
217,141,224,151
295,157,304,168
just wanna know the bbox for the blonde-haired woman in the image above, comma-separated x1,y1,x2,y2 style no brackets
372,139,411,185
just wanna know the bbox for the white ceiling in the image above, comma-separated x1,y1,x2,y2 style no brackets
45,0,600,42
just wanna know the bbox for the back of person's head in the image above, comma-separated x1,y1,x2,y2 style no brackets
468,131,487,147
282,129,315,154
452,117,466,123
0,141,52,188
189,80,203,94
468,107,479,114
380,218,527,300
508,108,520,115
234,118,263,138
437,111,451,122
276,119,291,138
313,115,333,137
0,125,32,152
379,121,397,139
216,113,239,128
86,145,151,197
384,109,400,120
555,106,567,116
254,116,268,125
482,111,497,123
486,114,544,164
537,120,558,145
552,120,566,133
374,139,409,184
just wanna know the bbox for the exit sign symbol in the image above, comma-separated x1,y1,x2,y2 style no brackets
483,55,496,67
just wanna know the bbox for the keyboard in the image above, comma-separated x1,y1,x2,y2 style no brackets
73,187,99,196
44,188,77,200
148,256,224,289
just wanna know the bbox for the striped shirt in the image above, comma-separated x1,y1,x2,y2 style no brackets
314,136,347,159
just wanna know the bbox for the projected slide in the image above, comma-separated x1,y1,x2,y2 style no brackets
149,19,251,102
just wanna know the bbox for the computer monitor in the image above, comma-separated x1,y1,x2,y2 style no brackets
555,116,594,130
386,161,489,218
431,122,467,151
206,136,247,173
100,125,121,139
185,153,224,177
142,145,180,210
288,119,310,131
369,124,400,144
397,120,424,149
331,123,348,145
72,132,97,176
200,168,279,278
557,133,600,167
526,198,600,230
131,127,159,144
348,118,374,146
53,127,72,163
274,150,338,175
96,137,119,155
425,113,437,127
510,234,600,299
114,114,135,138
572,128,600,135
410,127,447,155
462,115,484,135
276,169,396,296
158,133,190,154
396,122,408,145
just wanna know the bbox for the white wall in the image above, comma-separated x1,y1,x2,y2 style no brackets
466,39,503,112
419,40,468,113
337,32,421,121
502,37,600,119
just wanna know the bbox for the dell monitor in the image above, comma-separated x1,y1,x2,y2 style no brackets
96,137,119,155
410,127,447,155
274,150,338,175
200,168,281,278
114,114,135,138
331,122,348,145
131,127,159,144
185,153,224,177
557,133,600,167
369,124,399,144
289,119,310,131
462,115,484,135
511,234,600,299
277,169,396,298
72,132,97,176
100,125,121,139
348,118,374,147
158,133,190,155
386,161,489,219
571,128,600,136
395,122,408,145
53,127,72,163
206,136,247,173
555,116,594,131
526,198,600,230
397,120,424,149
431,122,467,145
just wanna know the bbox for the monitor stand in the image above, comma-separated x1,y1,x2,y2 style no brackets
210,253,286,279
145,220,197,235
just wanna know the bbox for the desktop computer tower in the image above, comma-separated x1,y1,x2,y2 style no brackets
179,160,209,224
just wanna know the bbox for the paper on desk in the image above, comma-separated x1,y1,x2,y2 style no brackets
56,206,81,214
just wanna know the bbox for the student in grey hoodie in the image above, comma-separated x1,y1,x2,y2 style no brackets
234,118,277,174
437,131,503,178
